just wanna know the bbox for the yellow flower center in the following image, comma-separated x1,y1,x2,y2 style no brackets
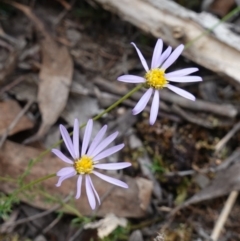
145,68,168,89
74,155,94,174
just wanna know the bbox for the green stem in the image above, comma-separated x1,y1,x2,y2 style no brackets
37,189,82,218
92,84,143,121
185,6,240,49
0,176,16,182
13,173,56,197
30,84,143,164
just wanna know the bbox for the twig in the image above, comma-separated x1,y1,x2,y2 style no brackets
68,226,84,241
0,24,21,47
193,225,212,240
55,0,72,9
54,0,76,26
0,100,34,149
165,169,196,177
215,148,240,171
215,121,240,154
43,214,63,234
93,77,238,118
165,148,240,177
0,39,14,51
0,75,27,95
171,104,215,128
210,190,238,241
0,50,18,83
3,195,71,228
160,90,237,118
94,86,181,122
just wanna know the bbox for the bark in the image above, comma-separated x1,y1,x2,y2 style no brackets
89,0,240,86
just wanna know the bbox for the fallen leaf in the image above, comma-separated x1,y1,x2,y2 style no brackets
129,230,144,241
9,2,73,140
42,126,61,149
183,161,240,207
84,213,127,238
0,100,33,136
37,34,73,137
207,0,235,17
61,95,99,126
9,74,38,101
0,141,153,218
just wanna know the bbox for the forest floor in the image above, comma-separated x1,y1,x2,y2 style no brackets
0,0,240,240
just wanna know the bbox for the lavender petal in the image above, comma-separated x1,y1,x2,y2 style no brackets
158,46,172,67
131,42,149,72
52,149,73,164
57,167,75,177
81,119,93,156
90,131,118,158
149,90,159,125
88,176,101,205
56,171,76,187
161,44,184,70
151,39,163,69
93,171,128,188
85,175,96,209
60,125,76,159
75,175,83,199
117,75,146,83
94,162,131,170
167,76,202,83
132,88,153,115
166,84,195,101
87,125,107,156
165,68,199,78
93,144,124,162
73,119,80,159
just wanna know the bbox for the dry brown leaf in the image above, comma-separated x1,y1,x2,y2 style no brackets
208,0,236,17
0,50,18,85
61,95,100,125
0,100,33,136
182,161,240,207
9,2,73,140
0,141,153,218
8,74,38,101
37,36,73,138
84,213,127,238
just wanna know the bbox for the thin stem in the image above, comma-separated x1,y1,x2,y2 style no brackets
93,84,143,121
0,176,17,182
185,6,240,49
37,189,82,218
13,173,56,197
29,84,143,164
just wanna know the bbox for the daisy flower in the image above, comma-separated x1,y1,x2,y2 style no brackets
117,39,202,125
52,119,131,210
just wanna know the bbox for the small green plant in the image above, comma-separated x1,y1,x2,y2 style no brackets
71,216,92,226
149,155,166,175
0,193,19,217
101,226,130,241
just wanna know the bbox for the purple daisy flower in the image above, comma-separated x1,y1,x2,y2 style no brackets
52,119,131,210
117,39,202,125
